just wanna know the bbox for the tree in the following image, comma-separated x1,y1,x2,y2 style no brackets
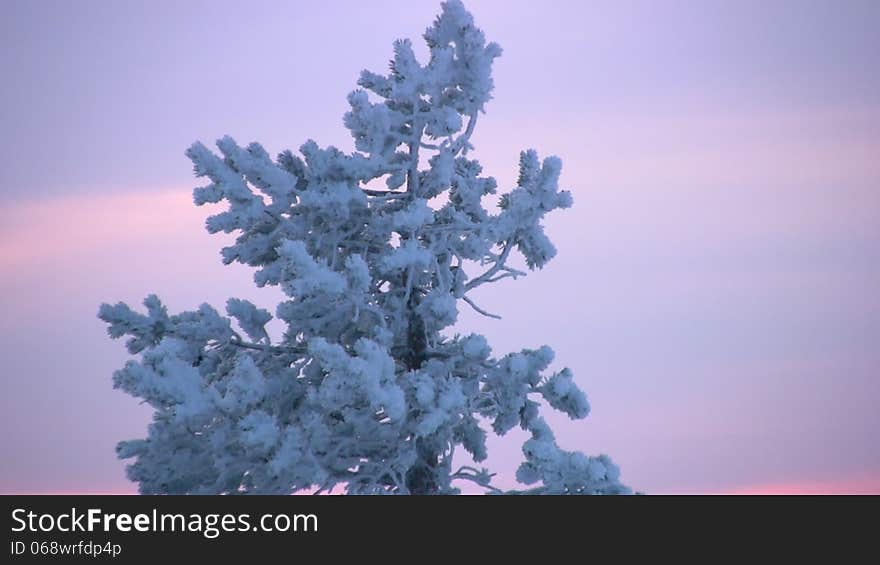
99,0,630,495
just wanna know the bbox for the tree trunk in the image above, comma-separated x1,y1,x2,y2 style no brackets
402,293,440,493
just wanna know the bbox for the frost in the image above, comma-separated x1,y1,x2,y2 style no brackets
541,368,590,419
226,298,271,343
391,199,434,232
99,0,629,495
382,240,433,273
277,240,347,297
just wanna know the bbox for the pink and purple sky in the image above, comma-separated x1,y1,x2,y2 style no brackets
1,0,878,494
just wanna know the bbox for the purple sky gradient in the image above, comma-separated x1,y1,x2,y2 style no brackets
1,0,878,493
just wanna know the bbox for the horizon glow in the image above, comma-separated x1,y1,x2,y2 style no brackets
1,0,878,494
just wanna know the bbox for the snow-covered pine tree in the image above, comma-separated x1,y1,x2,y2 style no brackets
99,0,630,495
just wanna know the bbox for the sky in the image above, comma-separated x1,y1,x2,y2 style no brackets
1,0,878,494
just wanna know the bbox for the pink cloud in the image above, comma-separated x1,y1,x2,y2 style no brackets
721,474,880,495
0,188,202,270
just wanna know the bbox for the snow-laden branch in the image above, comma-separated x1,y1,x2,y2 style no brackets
465,239,515,291
449,112,478,156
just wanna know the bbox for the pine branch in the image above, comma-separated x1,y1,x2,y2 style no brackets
227,335,307,355
362,188,408,198
465,239,515,291
462,295,501,319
